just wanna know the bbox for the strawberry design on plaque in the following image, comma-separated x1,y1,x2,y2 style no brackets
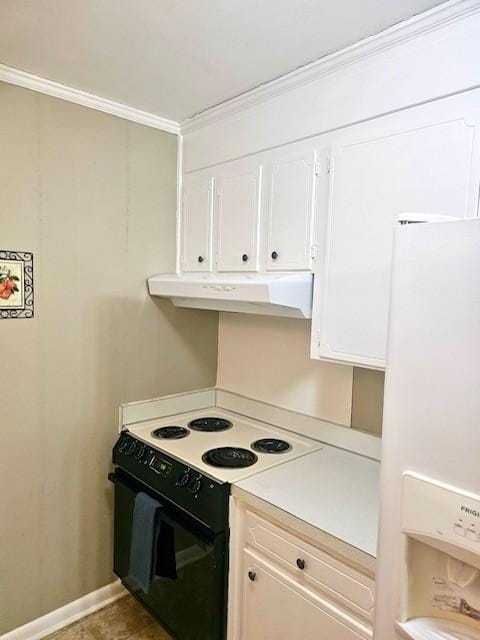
0,270,20,300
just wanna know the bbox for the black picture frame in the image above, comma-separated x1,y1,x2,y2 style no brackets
0,250,34,319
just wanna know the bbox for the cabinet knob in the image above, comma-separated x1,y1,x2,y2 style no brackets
271,251,278,260
296,558,306,570
197,256,204,263
248,570,257,582
242,254,249,262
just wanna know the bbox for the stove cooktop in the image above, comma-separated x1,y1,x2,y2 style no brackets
125,408,321,483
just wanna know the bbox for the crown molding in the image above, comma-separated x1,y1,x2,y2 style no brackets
180,0,480,135
0,63,180,134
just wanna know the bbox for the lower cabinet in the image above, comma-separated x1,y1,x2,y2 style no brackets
228,498,375,640
240,549,371,640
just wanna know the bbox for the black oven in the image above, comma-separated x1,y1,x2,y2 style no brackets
110,432,230,640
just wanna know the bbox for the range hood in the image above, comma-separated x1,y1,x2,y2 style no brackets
148,272,313,318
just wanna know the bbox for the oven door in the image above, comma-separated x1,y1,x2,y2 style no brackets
109,471,227,640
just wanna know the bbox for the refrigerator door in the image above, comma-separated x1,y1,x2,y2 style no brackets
374,219,480,639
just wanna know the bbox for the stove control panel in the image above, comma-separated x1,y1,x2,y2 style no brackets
112,431,229,532
149,455,172,478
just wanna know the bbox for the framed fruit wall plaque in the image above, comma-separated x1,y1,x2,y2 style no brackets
0,251,34,319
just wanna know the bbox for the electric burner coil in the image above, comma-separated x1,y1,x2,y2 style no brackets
152,426,189,440
202,447,258,468
188,417,233,432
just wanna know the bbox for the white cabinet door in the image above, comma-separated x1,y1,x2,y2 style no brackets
216,159,262,272
240,549,369,640
265,147,317,271
181,173,213,272
313,95,480,369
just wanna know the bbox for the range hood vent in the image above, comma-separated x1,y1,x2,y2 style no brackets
148,273,313,318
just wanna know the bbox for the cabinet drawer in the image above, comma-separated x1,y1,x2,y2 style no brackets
244,509,375,623
241,548,371,640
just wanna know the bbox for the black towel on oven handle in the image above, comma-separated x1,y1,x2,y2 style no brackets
128,491,161,593
128,492,177,593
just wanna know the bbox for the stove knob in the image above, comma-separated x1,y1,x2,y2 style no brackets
126,439,136,455
118,437,129,453
134,443,146,461
190,478,202,495
177,470,191,487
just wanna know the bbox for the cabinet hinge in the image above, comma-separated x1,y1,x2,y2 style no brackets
326,159,331,175
314,161,321,176
310,245,317,260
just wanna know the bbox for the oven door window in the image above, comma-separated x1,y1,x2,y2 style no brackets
111,472,227,640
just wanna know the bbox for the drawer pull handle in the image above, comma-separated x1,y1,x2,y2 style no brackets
296,558,306,570
248,570,257,582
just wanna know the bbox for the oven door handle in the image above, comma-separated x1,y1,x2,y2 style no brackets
108,471,213,539
108,471,172,520
108,471,163,500
108,471,131,490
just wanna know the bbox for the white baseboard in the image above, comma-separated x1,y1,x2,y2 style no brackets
0,580,127,640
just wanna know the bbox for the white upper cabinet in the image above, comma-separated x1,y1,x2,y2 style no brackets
265,146,317,271
180,172,213,272
216,159,262,272
312,93,480,369
179,146,321,276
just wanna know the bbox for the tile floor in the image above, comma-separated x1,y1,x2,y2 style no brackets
45,595,172,640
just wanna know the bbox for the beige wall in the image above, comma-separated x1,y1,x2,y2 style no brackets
0,82,218,634
351,368,385,436
216,313,384,434
217,313,354,426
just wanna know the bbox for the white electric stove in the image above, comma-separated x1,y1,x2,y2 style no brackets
112,402,322,639
126,407,321,483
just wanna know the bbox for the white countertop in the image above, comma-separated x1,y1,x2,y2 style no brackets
235,445,380,558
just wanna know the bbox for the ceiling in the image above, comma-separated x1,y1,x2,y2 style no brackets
0,0,448,123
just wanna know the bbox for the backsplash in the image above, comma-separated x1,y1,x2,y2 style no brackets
216,312,384,435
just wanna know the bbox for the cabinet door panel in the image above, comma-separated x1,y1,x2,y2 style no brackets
181,174,213,272
240,550,369,640
216,161,262,272
266,149,316,271
315,104,480,369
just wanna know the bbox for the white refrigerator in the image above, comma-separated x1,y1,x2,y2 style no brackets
374,218,480,640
